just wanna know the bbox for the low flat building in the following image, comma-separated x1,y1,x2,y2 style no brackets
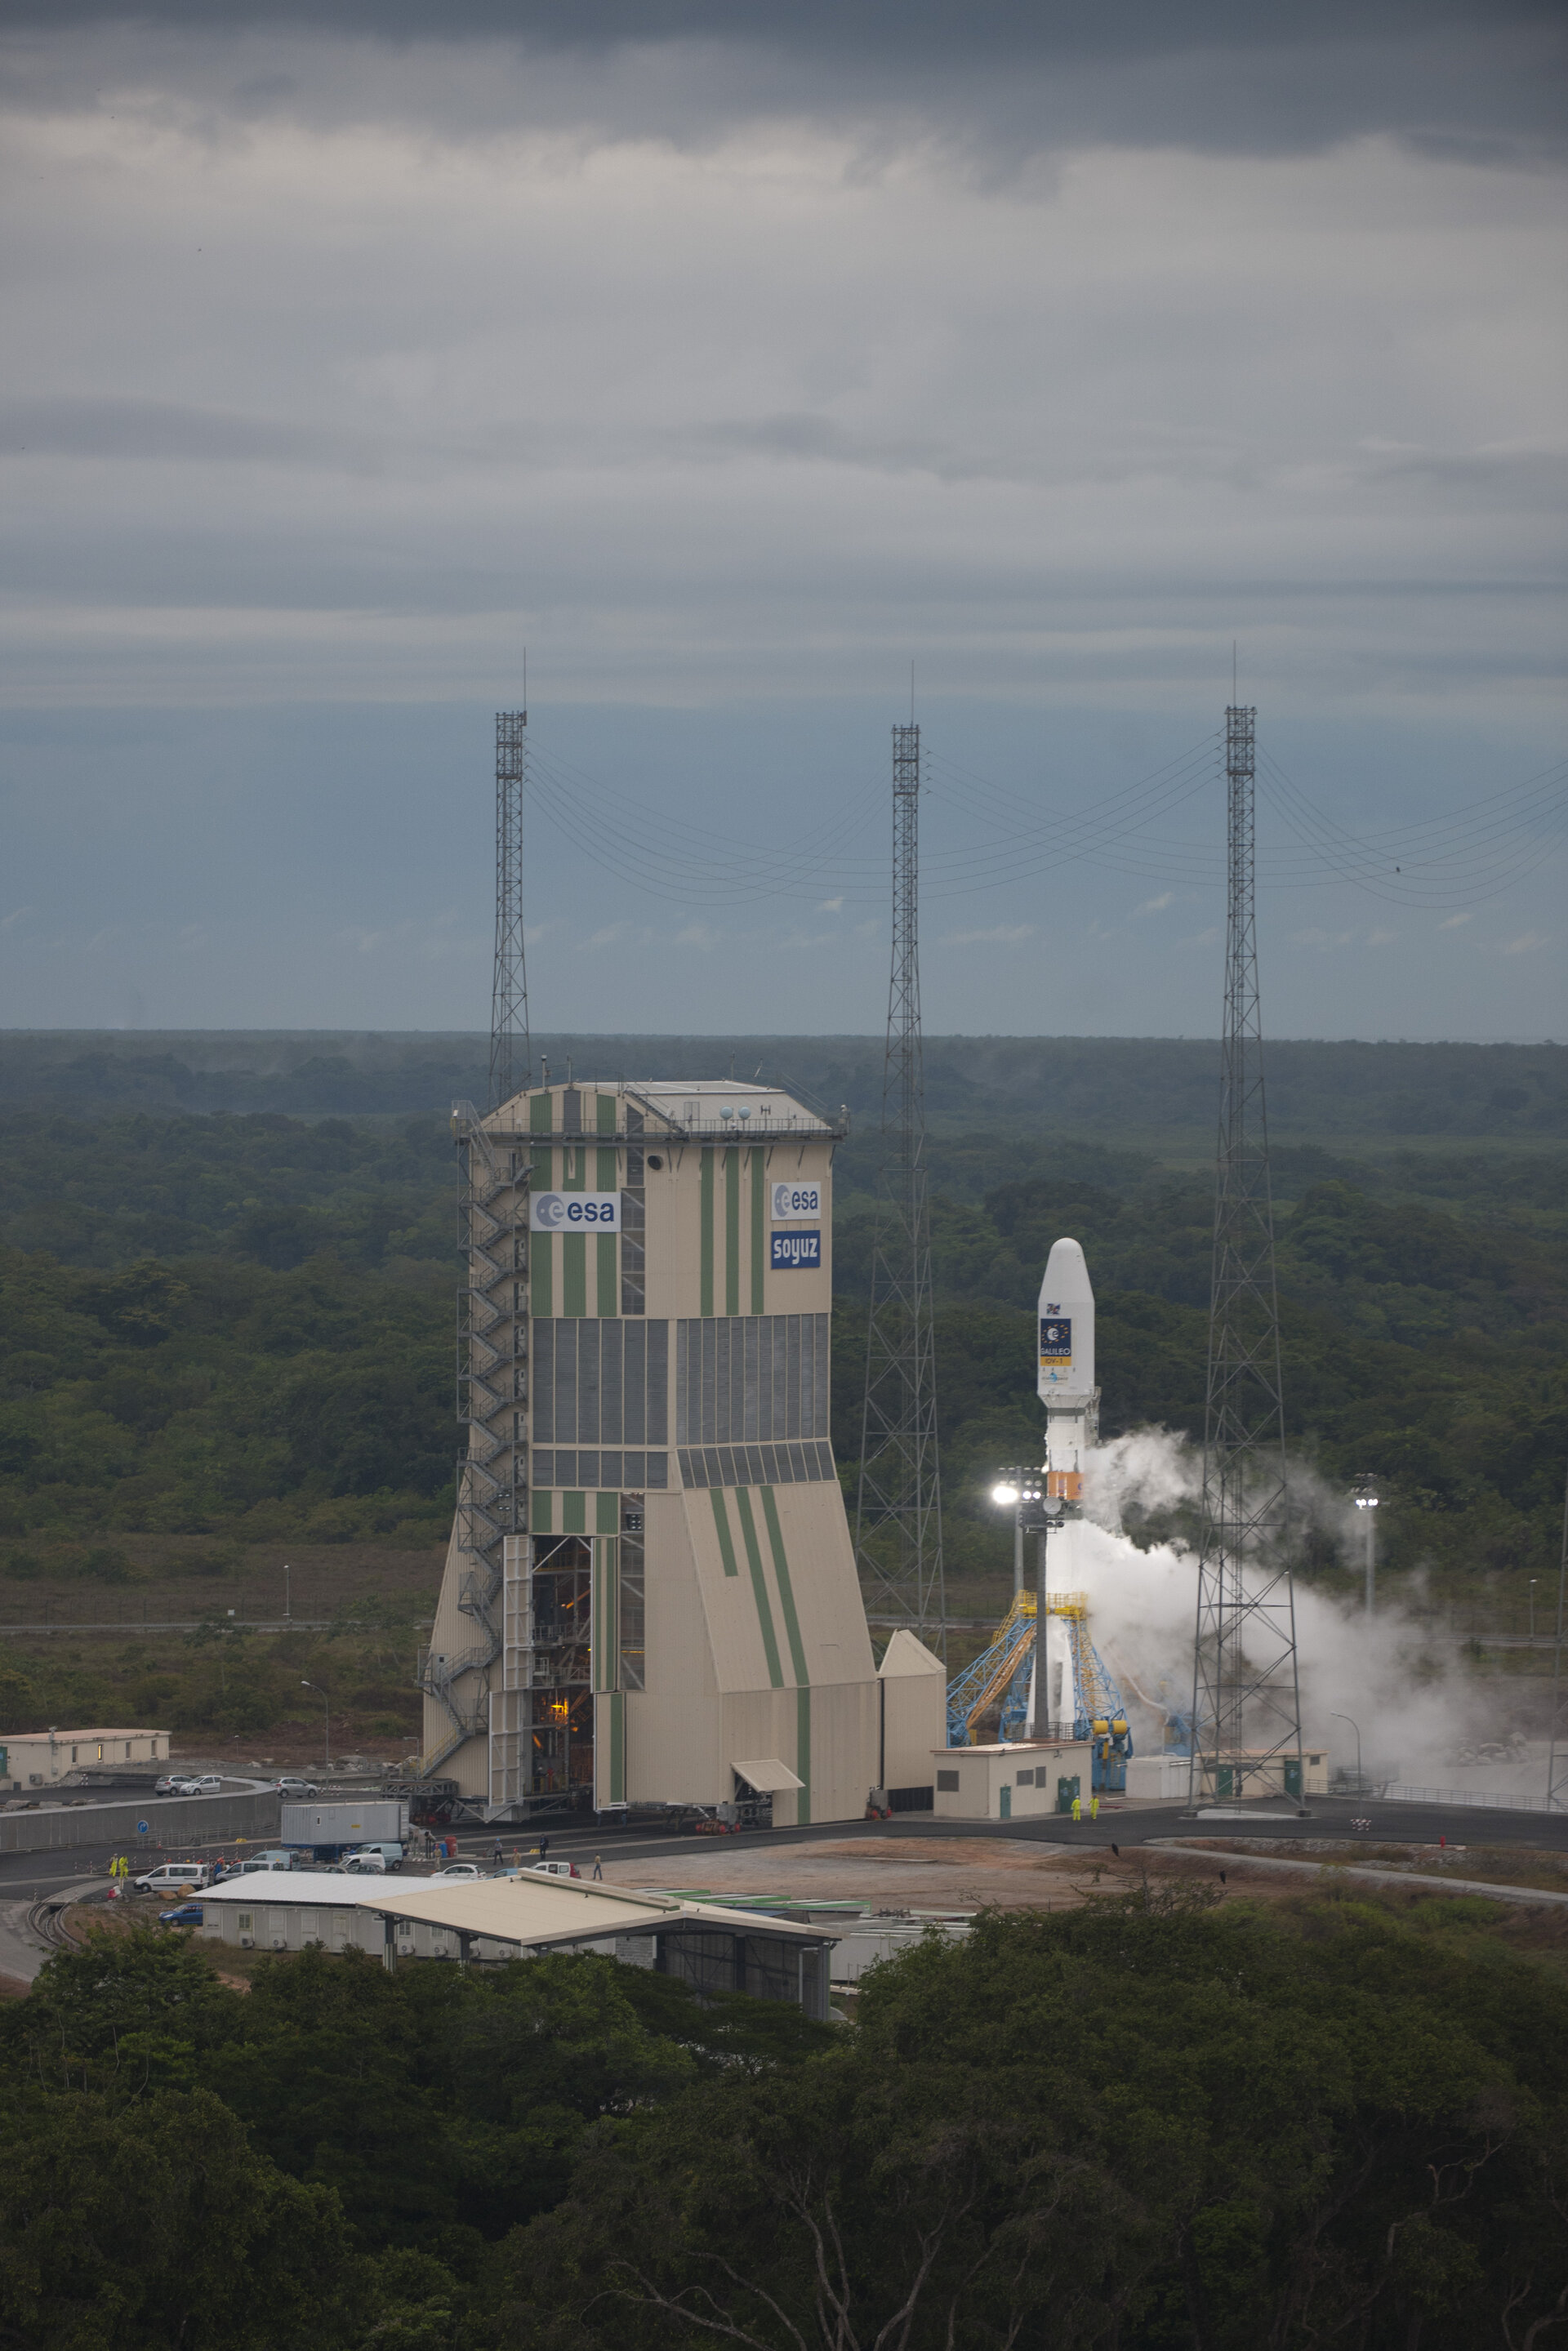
932,1739,1094,1822
2,1727,169,1791
198,1868,836,2018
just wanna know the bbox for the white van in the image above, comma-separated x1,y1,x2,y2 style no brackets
134,1860,214,1895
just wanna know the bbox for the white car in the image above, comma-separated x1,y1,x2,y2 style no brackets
166,1777,203,1796
191,1774,222,1794
436,1861,481,1879
273,1778,318,1799
134,1861,213,1894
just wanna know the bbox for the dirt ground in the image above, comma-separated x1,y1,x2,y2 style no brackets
595,1837,1318,1915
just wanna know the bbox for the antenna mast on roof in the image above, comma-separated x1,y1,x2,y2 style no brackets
1189,703,1306,1810
854,723,946,1658
490,698,531,1111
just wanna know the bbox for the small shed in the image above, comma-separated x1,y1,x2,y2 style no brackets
931,1739,1094,1822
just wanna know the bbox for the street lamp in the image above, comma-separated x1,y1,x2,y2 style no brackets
301,1680,330,1771
991,1478,1023,1595
283,1563,291,1622
1530,1578,1538,1643
1331,1710,1363,1795
1353,1481,1379,1616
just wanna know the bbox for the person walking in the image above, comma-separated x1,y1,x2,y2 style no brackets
591,1854,604,1881
492,1837,504,1872
1071,1793,1082,1823
1089,1795,1100,1823
538,1835,550,1863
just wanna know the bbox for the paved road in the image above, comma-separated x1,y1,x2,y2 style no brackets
418,1793,1568,1874
3,1793,1559,1910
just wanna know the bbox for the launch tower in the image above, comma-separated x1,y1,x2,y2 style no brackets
1189,705,1307,1806
854,724,946,1650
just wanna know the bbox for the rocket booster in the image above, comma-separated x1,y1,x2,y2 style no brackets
1037,1236,1095,1406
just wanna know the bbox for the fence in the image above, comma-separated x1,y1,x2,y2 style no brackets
1383,1784,1554,1815
0,1788,281,1856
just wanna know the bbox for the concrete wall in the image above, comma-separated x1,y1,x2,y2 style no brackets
0,1788,280,1856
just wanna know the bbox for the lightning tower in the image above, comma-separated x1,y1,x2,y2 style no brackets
1190,706,1307,1806
490,710,531,1109
855,724,946,1650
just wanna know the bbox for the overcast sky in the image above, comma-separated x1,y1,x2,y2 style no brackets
1,1,1562,1040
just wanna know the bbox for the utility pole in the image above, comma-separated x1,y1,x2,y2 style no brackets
1546,1462,1568,1812
1189,705,1307,1811
490,709,531,1111
855,724,946,1654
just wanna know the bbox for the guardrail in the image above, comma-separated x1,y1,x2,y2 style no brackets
1383,1784,1553,1814
0,1788,281,1855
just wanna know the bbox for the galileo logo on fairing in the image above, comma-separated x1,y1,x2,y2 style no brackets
1039,1315,1072,1383
529,1192,621,1231
771,1230,822,1270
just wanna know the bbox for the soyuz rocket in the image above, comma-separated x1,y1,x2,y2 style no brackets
1037,1236,1099,1472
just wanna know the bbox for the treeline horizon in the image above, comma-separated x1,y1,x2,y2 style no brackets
2,1028,1564,1141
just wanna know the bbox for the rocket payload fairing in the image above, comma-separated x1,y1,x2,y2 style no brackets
1037,1236,1099,1468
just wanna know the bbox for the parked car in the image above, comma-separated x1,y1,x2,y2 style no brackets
272,1778,318,1799
437,1861,481,1879
336,1850,387,1874
158,1901,205,1926
165,1777,203,1796
134,1860,214,1894
189,1774,222,1794
350,1842,403,1870
236,1849,305,1873
528,1859,579,1878
154,1775,181,1795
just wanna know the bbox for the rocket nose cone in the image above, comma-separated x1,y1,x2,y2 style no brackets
1040,1236,1094,1306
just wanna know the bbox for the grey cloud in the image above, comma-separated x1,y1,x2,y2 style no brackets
0,9,1561,165
0,397,364,466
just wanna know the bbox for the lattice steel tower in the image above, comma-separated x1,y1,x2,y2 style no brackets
854,724,946,1650
1190,706,1306,1806
489,710,531,1111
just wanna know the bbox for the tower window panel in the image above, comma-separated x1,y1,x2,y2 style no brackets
534,1329,555,1440
646,1453,668,1488
555,1325,577,1443
577,1320,600,1443
600,1320,623,1442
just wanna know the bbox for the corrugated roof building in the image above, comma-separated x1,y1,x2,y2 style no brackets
423,1081,943,1827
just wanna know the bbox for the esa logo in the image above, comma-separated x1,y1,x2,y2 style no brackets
529,1191,621,1231
770,1229,822,1271
771,1182,822,1221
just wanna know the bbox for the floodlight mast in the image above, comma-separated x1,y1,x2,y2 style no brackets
490,710,531,1111
854,724,946,1655
1189,706,1307,1813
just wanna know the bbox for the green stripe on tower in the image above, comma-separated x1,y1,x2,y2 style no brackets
758,1487,808,1686
608,1691,624,1803
733,1489,783,1690
795,1685,812,1824
597,1093,617,1136
531,1095,553,1133
724,1148,741,1316
562,1235,586,1317
709,1489,739,1578
700,1152,714,1318
596,1231,616,1312
751,1148,764,1312
531,1143,553,1313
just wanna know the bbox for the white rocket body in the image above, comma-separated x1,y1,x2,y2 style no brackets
1037,1236,1096,1464
1027,1236,1101,1734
